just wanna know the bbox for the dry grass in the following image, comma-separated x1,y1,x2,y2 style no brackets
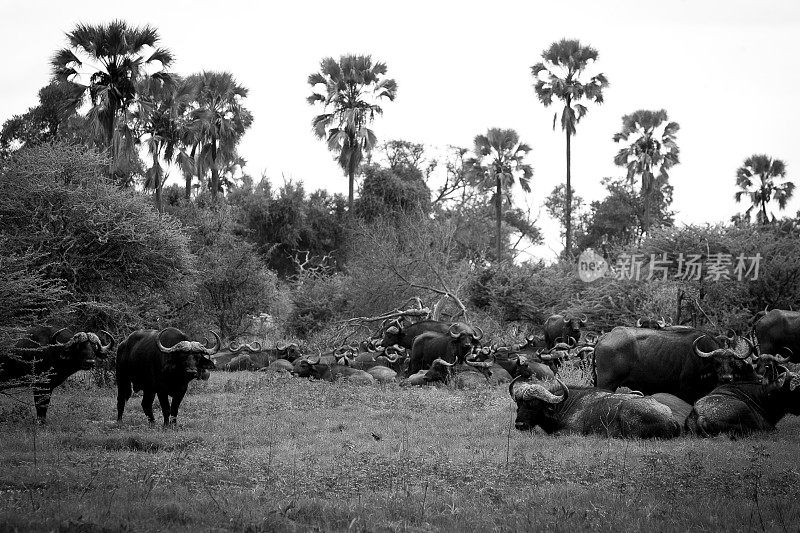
1,371,799,532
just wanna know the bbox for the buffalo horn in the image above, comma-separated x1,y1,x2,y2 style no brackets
512,381,566,404
636,318,643,327
50,327,73,346
98,330,115,352
465,354,495,368
448,323,460,338
759,351,791,364
307,354,321,365
563,315,571,324
386,325,400,335
732,337,754,360
693,336,724,359
202,331,221,354
579,314,587,325
473,326,484,340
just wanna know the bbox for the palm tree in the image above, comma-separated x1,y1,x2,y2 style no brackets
531,39,608,258
136,75,195,212
186,71,253,201
468,128,533,263
51,20,173,177
612,109,680,236
307,55,398,213
734,155,795,225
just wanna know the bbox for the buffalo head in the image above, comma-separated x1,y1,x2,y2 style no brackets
693,334,754,383
448,322,483,362
509,375,569,431
49,328,115,371
157,329,219,380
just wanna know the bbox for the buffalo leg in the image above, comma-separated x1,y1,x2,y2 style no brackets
141,390,156,424
168,388,188,426
157,392,171,426
117,377,132,422
33,387,52,422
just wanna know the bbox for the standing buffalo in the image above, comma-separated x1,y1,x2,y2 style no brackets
1,327,114,421
687,370,800,436
407,323,483,374
754,309,800,363
509,376,680,438
594,326,753,403
379,319,451,349
543,314,586,348
116,328,219,426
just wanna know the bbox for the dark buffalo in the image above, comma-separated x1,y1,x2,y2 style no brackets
543,314,586,348
470,346,553,381
509,376,680,438
116,328,219,426
463,355,512,384
379,319,452,349
687,370,800,436
754,309,800,363
407,323,483,374
594,326,753,403
1,327,114,421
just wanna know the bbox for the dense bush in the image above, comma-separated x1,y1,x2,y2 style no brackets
0,143,194,334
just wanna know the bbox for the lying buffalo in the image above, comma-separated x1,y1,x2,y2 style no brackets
407,323,483,374
754,309,800,363
291,356,374,384
116,328,218,426
687,370,800,437
1,327,114,421
594,326,753,403
509,376,680,438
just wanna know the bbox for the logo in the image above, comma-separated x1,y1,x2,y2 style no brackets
578,248,608,283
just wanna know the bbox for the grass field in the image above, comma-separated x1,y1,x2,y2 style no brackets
1,371,799,532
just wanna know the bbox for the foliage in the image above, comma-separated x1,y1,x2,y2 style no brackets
545,184,584,255
734,154,795,225
578,177,673,251
286,272,349,337
0,143,194,333
307,55,398,211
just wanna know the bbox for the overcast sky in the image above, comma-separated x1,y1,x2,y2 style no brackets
2,0,799,261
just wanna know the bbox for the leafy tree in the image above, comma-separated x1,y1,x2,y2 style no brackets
185,71,253,202
545,184,584,255
613,109,680,235
467,128,533,263
532,39,608,258
51,20,173,182
307,55,398,213
734,154,795,225
0,82,80,158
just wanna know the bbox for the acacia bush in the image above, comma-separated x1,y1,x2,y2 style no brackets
0,143,194,334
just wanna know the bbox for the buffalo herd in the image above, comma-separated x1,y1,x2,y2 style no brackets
2,309,799,439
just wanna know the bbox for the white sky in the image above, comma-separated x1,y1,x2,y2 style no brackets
2,0,799,261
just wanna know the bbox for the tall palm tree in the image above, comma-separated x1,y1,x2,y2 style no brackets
531,39,608,258
468,128,533,263
136,75,195,212
51,20,173,178
186,71,253,201
612,109,680,236
307,55,398,213
734,155,795,225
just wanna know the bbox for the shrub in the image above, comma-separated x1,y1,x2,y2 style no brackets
0,143,195,334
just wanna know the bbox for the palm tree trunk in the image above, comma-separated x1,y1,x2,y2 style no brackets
153,152,163,214
496,175,503,263
185,144,197,200
761,200,768,225
348,168,354,214
565,128,573,259
641,170,652,236
210,136,219,201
